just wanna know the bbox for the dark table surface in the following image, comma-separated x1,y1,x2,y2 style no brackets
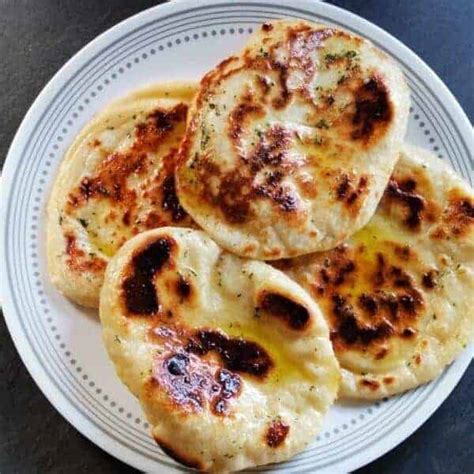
0,1,472,473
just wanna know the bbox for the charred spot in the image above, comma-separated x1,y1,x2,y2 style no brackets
332,294,394,346
266,419,290,448
262,22,274,32
393,244,411,261
359,293,378,315
390,266,411,288
422,270,438,290
161,174,187,222
375,347,388,360
399,294,418,314
187,329,274,378
91,138,101,147
437,194,474,237
385,179,426,230
153,343,242,417
176,274,191,301
336,174,368,209
147,103,188,134
401,327,417,338
67,152,144,210
218,172,253,224
122,210,131,226
360,379,380,391
249,125,292,172
383,376,394,385
336,175,350,199
122,237,174,315
166,353,189,376
228,101,264,141
351,76,392,141
66,103,186,219
259,292,311,330
335,261,356,285
154,436,203,470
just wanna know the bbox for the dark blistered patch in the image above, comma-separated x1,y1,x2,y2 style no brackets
336,174,368,210
154,348,242,417
161,175,187,222
266,419,290,448
68,105,187,210
436,194,474,238
193,123,301,224
422,270,438,290
306,245,424,353
351,76,392,142
383,376,394,385
122,237,174,315
147,104,188,135
358,294,378,315
228,101,264,142
259,292,310,330
359,379,380,391
154,436,204,470
401,327,416,338
176,274,191,301
187,329,273,378
262,22,274,32
332,294,394,346
385,179,426,230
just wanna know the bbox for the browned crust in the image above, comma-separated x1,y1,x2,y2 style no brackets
121,236,176,315
177,21,396,229
258,291,311,330
154,435,204,470
148,325,273,417
304,242,424,358
265,419,290,448
64,232,107,272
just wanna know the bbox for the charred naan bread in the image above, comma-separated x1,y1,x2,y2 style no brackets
280,144,474,399
176,19,409,259
100,227,339,472
47,83,197,307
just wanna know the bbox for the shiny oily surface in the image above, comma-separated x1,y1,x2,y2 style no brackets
177,19,409,259
47,82,197,307
100,227,339,472
281,144,474,399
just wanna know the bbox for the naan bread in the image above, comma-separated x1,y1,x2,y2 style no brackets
100,227,339,471
176,19,409,259
280,144,474,399
47,83,197,307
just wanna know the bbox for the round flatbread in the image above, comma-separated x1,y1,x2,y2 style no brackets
47,83,197,307
279,144,474,399
100,227,339,471
176,19,409,259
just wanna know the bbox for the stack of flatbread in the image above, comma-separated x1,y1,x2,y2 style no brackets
47,20,473,472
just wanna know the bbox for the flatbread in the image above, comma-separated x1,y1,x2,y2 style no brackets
176,19,409,259
280,144,474,399
47,82,197,307
100,227,339,471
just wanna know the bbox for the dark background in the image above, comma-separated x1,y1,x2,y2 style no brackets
0,1,472,472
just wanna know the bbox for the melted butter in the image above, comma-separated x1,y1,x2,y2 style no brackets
224,319,314,385
76,201,133,258
329,216,421,373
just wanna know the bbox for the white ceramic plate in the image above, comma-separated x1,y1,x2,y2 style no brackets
1,1,473,472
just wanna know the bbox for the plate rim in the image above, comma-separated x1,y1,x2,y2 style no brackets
1,0,472,472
